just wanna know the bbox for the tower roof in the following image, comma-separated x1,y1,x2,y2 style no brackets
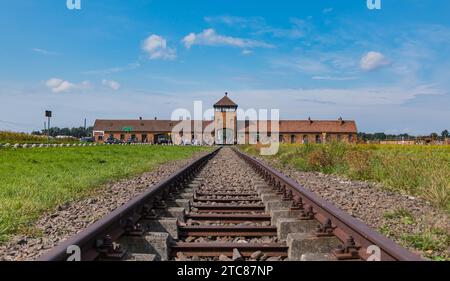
213,93,238,108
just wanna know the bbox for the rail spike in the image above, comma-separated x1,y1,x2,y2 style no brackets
333,236,361,260
96,235,127,260
315,218,335,237
124,217,144,236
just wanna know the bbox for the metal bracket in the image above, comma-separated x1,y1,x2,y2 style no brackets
96,235,127,260
333,236,361,260
315,218,335,237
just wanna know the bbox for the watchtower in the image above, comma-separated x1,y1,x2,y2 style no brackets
213,93,238,145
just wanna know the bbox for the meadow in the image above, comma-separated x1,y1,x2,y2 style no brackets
0,145,210,242
241,143,450,212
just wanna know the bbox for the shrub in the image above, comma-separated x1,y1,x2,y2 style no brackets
344,149,372,179
306,147,334,172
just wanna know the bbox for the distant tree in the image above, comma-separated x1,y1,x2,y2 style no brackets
39,126,93,138
442,130,449,138
430,133,439,140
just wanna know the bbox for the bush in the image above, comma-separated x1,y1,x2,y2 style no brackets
344,149,372,179
307,147,334,172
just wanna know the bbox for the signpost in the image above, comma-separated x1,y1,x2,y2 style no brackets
45,110,52,141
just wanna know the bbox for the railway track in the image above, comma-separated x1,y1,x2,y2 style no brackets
37,147,422,261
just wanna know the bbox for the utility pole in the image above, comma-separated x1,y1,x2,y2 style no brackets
84,118,87,137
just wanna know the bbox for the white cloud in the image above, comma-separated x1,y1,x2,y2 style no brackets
323,8,334,14
142,34,176,60
241,49,253,55
204,16,310,39
45,78,92,93
83,62,140,75
32,48,60,56
102,79,121,90
312,76,358,81
45,78,75,93
272,57,330,75
219,85,442,108
182,28,274,49
360,51,391,71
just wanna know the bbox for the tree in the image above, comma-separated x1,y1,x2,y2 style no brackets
442,130,449,139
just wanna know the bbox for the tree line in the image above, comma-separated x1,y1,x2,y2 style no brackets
358,130,449,141
32,126,94,138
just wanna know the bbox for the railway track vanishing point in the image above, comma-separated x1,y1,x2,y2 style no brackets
37,147,422,261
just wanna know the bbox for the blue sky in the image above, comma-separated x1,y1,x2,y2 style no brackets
0,0,449,134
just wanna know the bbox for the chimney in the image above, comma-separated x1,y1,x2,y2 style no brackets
139,117,142,120
339,117,344,125
308,117,312,124
154,117,157,120
225,92,228,96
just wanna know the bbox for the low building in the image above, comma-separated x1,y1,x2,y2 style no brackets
93,94,358,145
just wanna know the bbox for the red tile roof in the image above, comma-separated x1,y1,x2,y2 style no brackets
238,120,357,133
93,120,213,132
213,93,238,108
94,119,357,134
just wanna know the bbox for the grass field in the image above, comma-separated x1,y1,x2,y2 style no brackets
241,143,450,212
0,145,211,242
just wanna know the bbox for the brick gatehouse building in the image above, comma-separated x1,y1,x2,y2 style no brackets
93,93,357,145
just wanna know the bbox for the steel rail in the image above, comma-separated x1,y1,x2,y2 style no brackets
233,148,423,261
36,148,220,261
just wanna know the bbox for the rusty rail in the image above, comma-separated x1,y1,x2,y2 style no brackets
36,148,220,261
233,148,423,261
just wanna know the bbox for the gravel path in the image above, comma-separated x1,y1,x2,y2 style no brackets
0,151,209,261
252,155,449,259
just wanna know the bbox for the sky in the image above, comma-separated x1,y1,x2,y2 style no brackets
0,0,449,135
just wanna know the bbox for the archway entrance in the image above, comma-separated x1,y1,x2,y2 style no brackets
217,128,235,145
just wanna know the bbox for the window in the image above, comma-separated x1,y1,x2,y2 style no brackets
303,135,308,144
142,134,148,143
315,135,322,144
290,135,296,144
337,134,342,142
98,135,103,141
279,134,284,143
349,134,354,142
131,134,136,141
120,134,125,141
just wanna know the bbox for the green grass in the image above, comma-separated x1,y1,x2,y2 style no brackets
0,145,211,242
401,228,450,260
383,208,415,225
240,143,450,211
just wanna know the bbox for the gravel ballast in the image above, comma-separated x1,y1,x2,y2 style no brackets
251,155,449,260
